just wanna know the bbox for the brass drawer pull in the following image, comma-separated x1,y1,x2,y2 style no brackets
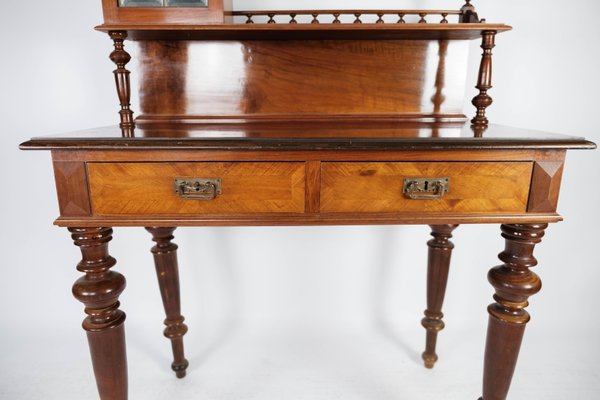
403,178,449,200
174,178,222,200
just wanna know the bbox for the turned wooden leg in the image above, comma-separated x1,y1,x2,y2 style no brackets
478,223,547,400
146,227,189,379
70,227,128,400
421,224,458,369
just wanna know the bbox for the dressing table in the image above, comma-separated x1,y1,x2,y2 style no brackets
20,1,596,399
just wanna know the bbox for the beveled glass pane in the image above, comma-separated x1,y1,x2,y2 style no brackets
120,0,163,7
166,0,208,7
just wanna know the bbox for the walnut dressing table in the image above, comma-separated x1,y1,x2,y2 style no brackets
20,1,596,399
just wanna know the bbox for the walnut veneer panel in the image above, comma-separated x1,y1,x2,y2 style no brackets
88,162,305,215
137,40,468,118
321,162,533,213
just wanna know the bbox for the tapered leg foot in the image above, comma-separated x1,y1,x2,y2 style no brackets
421,224,458,369
480,224,547,400
146,227,189,379
70,227,128,400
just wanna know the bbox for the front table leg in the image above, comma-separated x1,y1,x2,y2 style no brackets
479,223,547,400
70,227,128,400
146,227,189,378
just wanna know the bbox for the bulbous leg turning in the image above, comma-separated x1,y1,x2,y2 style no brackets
70,227,128,400
479,223,547,400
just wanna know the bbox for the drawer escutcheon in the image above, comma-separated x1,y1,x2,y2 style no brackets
403,178,450,200
175,178,222,200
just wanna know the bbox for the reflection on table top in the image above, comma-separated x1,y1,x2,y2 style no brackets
20,120,596,151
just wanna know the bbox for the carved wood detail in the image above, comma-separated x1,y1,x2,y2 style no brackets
480,223,547,400
109,31,135,138
527,160,565,213
421,224,458,369
146,227,189,378
53,161,91,217
471,31,496,126
70,227,128,400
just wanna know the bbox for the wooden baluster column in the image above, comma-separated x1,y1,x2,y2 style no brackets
472,31,496,126
109,31,135,138
70,227,128,400
421,224,458,368
479,224,547,400
146,227,189,378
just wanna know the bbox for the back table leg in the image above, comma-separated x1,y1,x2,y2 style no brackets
146,227,189,378
421,224,458,369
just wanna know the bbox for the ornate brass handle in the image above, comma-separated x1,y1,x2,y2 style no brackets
403,178,449,200
174,178,222,200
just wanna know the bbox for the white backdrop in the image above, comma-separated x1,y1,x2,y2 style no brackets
1,1,599,399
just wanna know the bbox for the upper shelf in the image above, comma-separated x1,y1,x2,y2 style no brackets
97,4,511,41
96,22,511,41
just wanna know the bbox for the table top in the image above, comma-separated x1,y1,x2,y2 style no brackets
20,121,596,151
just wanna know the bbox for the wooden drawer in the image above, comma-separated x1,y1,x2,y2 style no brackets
88,162,305,216
321,162,533,213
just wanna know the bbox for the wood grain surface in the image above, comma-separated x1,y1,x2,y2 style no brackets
137,40,469,118
88,162,305,215
321,162,533,213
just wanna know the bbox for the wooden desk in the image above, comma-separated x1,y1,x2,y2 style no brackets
19,2,596,399
21,122,595,399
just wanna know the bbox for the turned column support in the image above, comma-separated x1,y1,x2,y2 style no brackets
146,227,189,379
70,227,128,400
109,31,135,138
472,31,496,127
421,224,458,368
479,223,547,400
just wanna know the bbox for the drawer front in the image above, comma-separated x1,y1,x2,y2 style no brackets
88,162,305,216
321,162,533,213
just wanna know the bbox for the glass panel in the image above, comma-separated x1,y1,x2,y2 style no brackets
166,0,208,6
120,0,163,7
119,0,208,6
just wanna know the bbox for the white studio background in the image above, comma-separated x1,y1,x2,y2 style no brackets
1,1,599,399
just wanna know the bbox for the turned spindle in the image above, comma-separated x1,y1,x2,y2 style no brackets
471,31,496,126
109,31,135,138
146,227,189,379
479,224,547,400
70,227,128,400
421,225,458,369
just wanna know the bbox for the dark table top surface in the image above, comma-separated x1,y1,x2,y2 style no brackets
20,121,596,151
